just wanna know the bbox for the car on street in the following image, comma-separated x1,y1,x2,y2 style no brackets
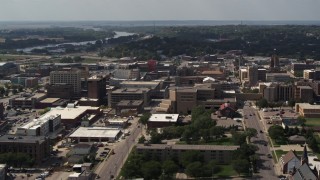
267,154,272,158
260,130,263,133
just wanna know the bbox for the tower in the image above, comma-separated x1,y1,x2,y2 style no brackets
301,145,309,165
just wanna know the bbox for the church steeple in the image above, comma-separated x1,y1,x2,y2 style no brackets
301,145,309,165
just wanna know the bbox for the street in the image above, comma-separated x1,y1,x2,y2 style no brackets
243,102,278,180
95,122,142,179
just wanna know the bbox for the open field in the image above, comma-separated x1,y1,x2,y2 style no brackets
0,54,48,62
305,118,320,127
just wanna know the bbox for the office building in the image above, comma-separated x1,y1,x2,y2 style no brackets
108,88,150,108
0,135,50,164
258,69,267,82
50,70,81,96
270,54,280,69
294,86,314,103
47,84,74,99
147,114,179,128
69,127,122,143
248,66,258,86
303,69,320,80
260,83,294,102
291,63,316,76
136,144,239,164
87,75,106,104
16,114,61,136
9,93,46,109
266,73,291,82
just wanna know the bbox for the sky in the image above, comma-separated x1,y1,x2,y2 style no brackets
0,0,320,21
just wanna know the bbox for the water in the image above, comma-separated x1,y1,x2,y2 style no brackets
16,31,135,53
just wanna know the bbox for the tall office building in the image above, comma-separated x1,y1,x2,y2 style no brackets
50,70,81,96
248,66,258,86
87,75,106,103
270,54,279,69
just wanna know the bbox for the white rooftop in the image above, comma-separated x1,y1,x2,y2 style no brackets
44,106,99,120
20,113,60,130
69,127,121,138
149,114,179,122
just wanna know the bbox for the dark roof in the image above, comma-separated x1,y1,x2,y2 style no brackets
0,135,47,144
282,150,299,164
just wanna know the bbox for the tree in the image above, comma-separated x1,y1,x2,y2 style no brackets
122,153,143,178
288,99,295,109
231,131,247,145
232,159,250,176
162,160,179,176
139,113,151,125
256,98,268,109
180,151,203,167
73,56,83,62
268,125,284,139
245,128,258,142
185,161,203,177
138,135,146,144
141,161,162,179
297,116,306,127
150,130,162,144
210,126,225,139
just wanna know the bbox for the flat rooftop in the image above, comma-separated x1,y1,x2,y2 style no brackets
112,88,150,94
40,98,60,104
120,81,160,85
44,106,99,120
69,127,121,138
149,114,179,122
297,103,320,110
0,135,47,143
117,100,143,106
137,144,239,151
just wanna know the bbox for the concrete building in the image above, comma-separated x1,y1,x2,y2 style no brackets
239,68,248,83
266,73,291,82
295,103,320,118
16,114,61,136
50,70,81,96
294,86,314,103
260,83,294,102
108,88,150,108
303,69,320,80
115,100,143,115
47,84,74,99
9,93,46,108
69,127,122,143
248,66,258,86
258,68,267,82
0,135,50,164
147,114,179,128
136,144,239,164
291,63,316,76
87,76,106,104
270,54,280,70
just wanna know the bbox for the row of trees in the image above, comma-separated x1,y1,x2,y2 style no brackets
0,152,34,167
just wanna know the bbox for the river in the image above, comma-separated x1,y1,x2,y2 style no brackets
17,31,135,53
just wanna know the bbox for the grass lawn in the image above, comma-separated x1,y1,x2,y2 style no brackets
305,118,320,127
215,165,239,178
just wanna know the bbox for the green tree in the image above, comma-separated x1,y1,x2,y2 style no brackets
210,126,225,139
256,98,268,109
162,160,179,176
268,125,284,139
180,151,203,167
139,113,151,125
141,161,162,179
245,128,258,142
288,99,296,109
122,153,143,178
73,56,83,62
232,159,250,176
185,161,203,177
138,135,146,144
297,116,306,126
231,131,247,145
150,130,162,144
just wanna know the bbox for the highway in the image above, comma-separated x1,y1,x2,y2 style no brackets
95,123,142,179
243,102,278,180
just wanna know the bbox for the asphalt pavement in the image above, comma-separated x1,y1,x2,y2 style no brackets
243,103,278,180
95,123,142,180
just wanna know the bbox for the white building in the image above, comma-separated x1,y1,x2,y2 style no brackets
16,113,61,136
69,127,121,142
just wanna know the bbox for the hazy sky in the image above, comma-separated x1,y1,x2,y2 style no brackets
1,0,320,21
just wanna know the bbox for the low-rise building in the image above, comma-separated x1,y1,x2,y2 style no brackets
147,114,179,128
108,88,150,108
295,103,320,118
136,144,239,164
115,100,144,116
69,127,122,143
9,93,46,109
16,113,61,136
0,135,50,164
